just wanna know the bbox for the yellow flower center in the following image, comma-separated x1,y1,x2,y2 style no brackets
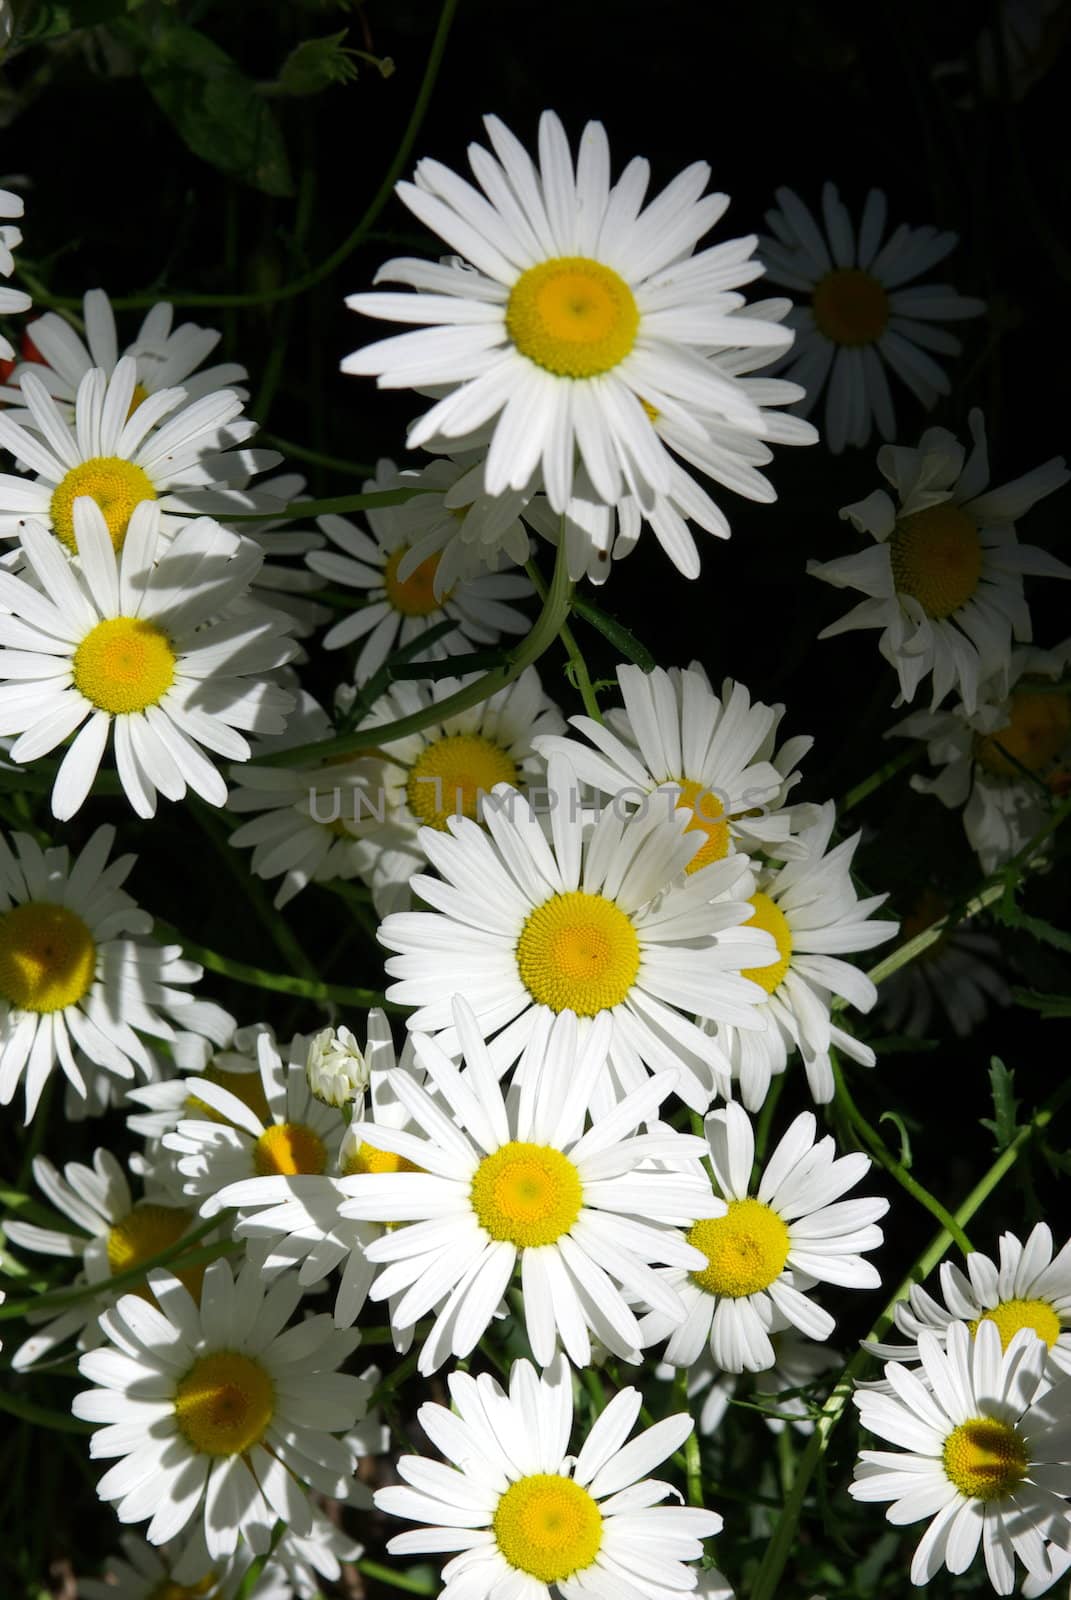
741,892,793,994
493,1474,603,1582
406,733,519,831
942,1417,1029,1501
974,689,1071,779
889,503,983,620
969,1298,1062,1351
149,1579,216,1600
675,778,730,871
106,1203,204,1300
470,1141,583,1247
343,1140,423,1176
187,1064,272,1128
506,256,640,378
382,546,443,617
174,1351,274,1458
49,456,157,553
811,267,890,346
252,1121,327,1177
688,1198,791,1298
516,891,641,1016
0,902,96,1013
72,617,176,715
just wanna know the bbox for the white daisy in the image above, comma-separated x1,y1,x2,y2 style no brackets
257,1511,364,1600
809,410,1070,711
306,457,531,680
379,754,778,1111
699,802,897,1109
641,1101,888,1373
72,1257,372,1560
3,1146,209,1370
0,824,212,1121
344,109,790,513
336,998,724,1373
382,448,533,588
0,187,31,362
893,640,1071,871
346,663,563,915
850,1320,1071,1593
868,1224,1071,1379
6,289,248,422
535,662,818,867
66,1002,235,1128
0,501,297,820
760,182,985,451
76,1529,255,1600
878,890,1009,1038
376,1350,721,1599
125,1026,270,1149
0,357,280,547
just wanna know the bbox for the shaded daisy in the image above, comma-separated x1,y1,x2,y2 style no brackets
376,1351,721,1600
76,1528,256,1600
382,448,532,588
878,889,1009,1038
810,411,1070,711
641,1101,888,1373
760,182,985,451
306,457,531,680
0,187,31,362
230,471,330,639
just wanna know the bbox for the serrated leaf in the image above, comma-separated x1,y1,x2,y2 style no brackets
994,881,1071,953
132,19,293,197
275,30,360,96
570,594,655,672
979,1056,1022,1151
1011,987,1071,1018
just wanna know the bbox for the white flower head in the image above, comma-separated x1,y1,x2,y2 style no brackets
810,410,1069,711
76,1528,256,1600
878,890,1009,1038
375,1352,722,1600
305,1023,370,1108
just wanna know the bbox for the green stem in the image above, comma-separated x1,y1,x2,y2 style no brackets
259,432,375,478
357,1559,436,1595
675,1372,704,1507
0,1217,225,1321
839,746,920,813
525,555,603,720
152,920,401,1012
0,1389,93,1435
225,488,427,521
260,538,575,766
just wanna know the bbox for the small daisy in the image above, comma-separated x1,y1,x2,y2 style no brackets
336,999,724,1373
878,889,1009,1038
77,1529,255,1600
868,1224,1071,1378
0,501,297,820
850,1320,1071,1593
809,411,1070,711
126,1026,270,1149
73,1257,371,1560
260,1511,364,1600
345,109,790,513
0,187,31,362
699,802,898,1109
383,448,533,588
893,640,1071,871
641,1101,888,1373
306,457,531,680
0,357,280,548
162,1027,351,1216
535,662,818,866
377,1351,720,1599
379,754,778,1111
346,663,563,914
3,1147,209,1370
8,289,248,421
760,182,985,451
0,824,213,1120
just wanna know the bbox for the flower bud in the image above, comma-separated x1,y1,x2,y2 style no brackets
305,1025,370,1108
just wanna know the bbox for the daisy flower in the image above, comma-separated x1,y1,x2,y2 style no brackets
3,1146,209,1370
261,1512,364,1600
383,448,533,588
699,802,897,1109
77,1529,256,1600
305,1023,371,1109
0,187,31,362
0,357,280,548
868,1224,1071,1378
126,1026,270,1149
379,755,778,1111
377,1351,720,1599
345,109,790,513
760,182,985,451
335,998,724,1373
345,663,563,914
0,824,213,1120
306,457,531,680
850,1320,1071,1593
72,1257,371,1560
641,1101,888,1373
893,640,1071,871
0,501,297,820
878,889,1009,1038
7,289,248,422
535,662,818,867
809,410,1070,711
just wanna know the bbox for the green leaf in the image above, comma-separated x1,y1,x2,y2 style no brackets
1011,987,1071,1018
980,1057,1022,1151
274,30,362,95
131,19,293,196
570,595,655,673
994,880,1071,953
878,1110,913,1167
13,0,135,44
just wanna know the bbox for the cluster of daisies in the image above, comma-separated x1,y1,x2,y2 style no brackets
0,106,1067,1600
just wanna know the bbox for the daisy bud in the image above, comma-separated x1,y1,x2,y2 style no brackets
305,1025,370,1108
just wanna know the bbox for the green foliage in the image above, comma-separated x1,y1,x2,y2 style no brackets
273,30,392,96
980,1057,1023,1151
571,593,656,672
878,1109,913,1167
994,878,1071,953
10,0,137,45
1011,987,1071,1018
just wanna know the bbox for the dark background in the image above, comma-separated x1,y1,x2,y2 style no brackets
2,1,1069,1593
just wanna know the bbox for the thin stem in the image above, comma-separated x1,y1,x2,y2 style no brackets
258,432,374,478
357,1559,437,1594
152,920,402,1012
225,487,427,521
839,746,920,813
525,554,603,720
0,1217,225,1321
675,1372,704,1507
